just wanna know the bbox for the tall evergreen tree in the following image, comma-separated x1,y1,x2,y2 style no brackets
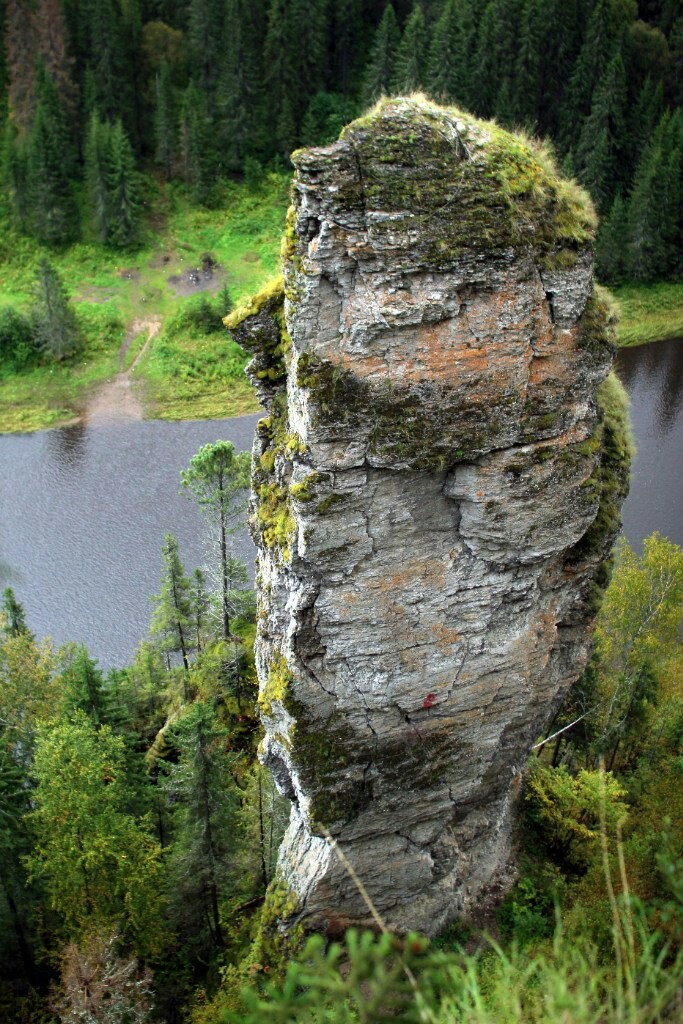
30,259,80,360
164,700,242,951
392,3,427,95
513,0,544,125
27,63,78,244
1,587,29,638
560,0,636,152
5,0,36,130
215,0,266,171
180,441,250,645
470,0,503,116
179,80,211,203
596,194,629,283
575,52,629,212
106,120,141,248
59,645,109,726
2,121,30,231
84,112,111,243
361,2,400,105
187,0,225,115
153,60,177,177
150,533,194,677
427,0,466,104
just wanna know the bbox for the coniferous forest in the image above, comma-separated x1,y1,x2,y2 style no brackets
1,1,683,1023
0,0,682,284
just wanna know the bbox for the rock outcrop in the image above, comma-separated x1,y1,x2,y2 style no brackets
227,96,630,936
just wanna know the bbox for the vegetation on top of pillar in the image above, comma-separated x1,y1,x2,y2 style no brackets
336,94,597,265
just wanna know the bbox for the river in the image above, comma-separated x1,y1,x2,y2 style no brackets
1,338,681,669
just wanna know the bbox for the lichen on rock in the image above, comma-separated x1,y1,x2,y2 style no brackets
230,95,630,936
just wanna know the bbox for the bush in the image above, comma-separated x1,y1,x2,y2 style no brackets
0,306,38,371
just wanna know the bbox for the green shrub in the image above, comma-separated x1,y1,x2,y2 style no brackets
0,306,38,371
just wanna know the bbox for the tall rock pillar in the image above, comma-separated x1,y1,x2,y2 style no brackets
228,97,630,935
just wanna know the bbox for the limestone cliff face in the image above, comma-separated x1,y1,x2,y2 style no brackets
228,97,630,935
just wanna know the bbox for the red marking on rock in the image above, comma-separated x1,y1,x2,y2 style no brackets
422,693,437,709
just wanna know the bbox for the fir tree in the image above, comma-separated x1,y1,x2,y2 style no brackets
215,0,265,171
513,0,544,125
2,121,30,231
470,0,502,117
392,3,427,95
59,644,109,726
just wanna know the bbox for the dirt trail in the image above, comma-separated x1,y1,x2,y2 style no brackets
84,317,161,424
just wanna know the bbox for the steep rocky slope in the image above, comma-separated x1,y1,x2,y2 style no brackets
228,96,630,935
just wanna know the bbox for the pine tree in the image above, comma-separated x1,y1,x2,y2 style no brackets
27,63,78,245
150,534,194,678
575,52,629,213
391,3,427,95
30,259,80,360
106,120,141,248
362,3,400,105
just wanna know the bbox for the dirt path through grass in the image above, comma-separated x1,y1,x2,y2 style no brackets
85,317,161,423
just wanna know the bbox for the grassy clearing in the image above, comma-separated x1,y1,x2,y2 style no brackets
0,174,289,432
614,281,683,347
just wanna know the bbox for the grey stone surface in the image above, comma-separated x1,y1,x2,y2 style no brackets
231,97,628,936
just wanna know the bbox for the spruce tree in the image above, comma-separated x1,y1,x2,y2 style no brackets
30,259,80,360
596,195,629,283
361,2,400,105
188,0,225,115
27,63,78,245
84,112,111,244
59,644,109,726
106,120,140,248
426,0,466,104
1,588,30,638
470,0,502,117
154,60,177,177
179,81,211,203
513,0,544,125
576,53,629,213
560,0,635,152
2,121,30,232
164,699,242,951
391,3,427,95
215,0,265,171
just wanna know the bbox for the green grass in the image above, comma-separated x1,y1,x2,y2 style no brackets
0,173,290,432
614,282,683,347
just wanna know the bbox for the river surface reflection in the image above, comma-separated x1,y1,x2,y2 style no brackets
0,415,259,668
616,337,683,551
1,338,681,668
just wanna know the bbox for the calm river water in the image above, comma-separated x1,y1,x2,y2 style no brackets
0,337,681,668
